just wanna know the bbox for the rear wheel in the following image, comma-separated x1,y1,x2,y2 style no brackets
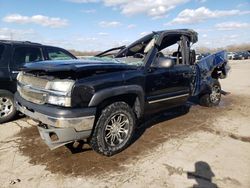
0,90,17,124
199,79,221,107
90,102,135,156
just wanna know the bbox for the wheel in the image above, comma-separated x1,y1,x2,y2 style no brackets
199,79,221,107
0,90,17,124
90,102,135,156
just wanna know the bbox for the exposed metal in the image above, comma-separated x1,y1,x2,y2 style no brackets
15,100,95,131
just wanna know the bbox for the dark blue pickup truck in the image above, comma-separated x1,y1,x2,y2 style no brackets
14,29,229,156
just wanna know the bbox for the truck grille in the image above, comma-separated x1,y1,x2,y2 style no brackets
18,74,49,89
17,73,49,104
18,87,46,104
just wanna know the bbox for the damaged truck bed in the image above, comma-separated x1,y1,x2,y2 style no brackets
193,50,229,96
15,29,229,156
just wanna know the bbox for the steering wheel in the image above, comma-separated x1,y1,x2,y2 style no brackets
133,53,145,58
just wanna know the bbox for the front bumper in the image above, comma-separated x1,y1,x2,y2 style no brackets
15,93,96,149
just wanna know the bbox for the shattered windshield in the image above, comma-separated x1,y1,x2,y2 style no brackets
86,33,160,67
127,33,159,56
116,57,144,66
83,56,144,66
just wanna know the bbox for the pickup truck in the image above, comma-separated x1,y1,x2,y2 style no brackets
0,40,76,123
15,29,229,156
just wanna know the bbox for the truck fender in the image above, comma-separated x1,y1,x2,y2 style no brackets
88,85,145,117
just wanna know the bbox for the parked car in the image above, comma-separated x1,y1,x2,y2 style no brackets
0,40,77,123
227,52,241,60
196,53,203,61
15,29,229,156
237,51,250,60
195,53,210,61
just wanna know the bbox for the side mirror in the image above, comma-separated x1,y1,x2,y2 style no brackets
153,57,174,68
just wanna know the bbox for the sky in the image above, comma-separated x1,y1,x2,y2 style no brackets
0,0,250,51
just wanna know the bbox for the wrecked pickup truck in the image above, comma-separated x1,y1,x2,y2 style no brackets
15,29,229,156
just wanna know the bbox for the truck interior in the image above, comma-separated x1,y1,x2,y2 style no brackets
96,30,197,66
96,30,197,67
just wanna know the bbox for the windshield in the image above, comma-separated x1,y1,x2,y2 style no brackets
125,34,158,56
95,46,126,58
115,57,144,66
89,33,160,67
84,56,144,66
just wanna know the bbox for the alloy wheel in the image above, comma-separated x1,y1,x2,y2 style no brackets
104,113,130,147
0,97,14,118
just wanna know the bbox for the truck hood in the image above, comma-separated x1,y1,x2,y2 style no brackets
22,57,136,73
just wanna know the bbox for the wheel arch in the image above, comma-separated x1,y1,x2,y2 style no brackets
88,85,145,119
198,78,221,96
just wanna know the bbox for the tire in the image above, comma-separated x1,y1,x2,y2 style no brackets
199,79,221,107
90,102,136,156
0,90,17,124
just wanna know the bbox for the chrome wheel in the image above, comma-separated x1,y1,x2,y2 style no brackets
210,85,221,103
0,97,14,118
104,113,130,147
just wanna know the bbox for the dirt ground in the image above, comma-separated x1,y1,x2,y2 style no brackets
0,60,250,188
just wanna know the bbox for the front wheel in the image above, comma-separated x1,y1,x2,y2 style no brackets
199,79,221,107
90,102,135,156
0,90,17,124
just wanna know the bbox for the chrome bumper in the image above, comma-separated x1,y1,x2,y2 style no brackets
16,101,95,132
15,93,96,149
37,125,92,150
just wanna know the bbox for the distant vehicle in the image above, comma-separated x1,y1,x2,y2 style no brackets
227,52,240,60
0,40,77,123
196,53,210,61
237,51,250,60
196,53,203,61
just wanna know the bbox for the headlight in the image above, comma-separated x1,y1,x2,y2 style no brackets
46,80,75,94
46,80,75,107
47,95,71,107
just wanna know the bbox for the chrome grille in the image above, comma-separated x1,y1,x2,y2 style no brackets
18,73,48,104
18,86,46,104
19,73,49,89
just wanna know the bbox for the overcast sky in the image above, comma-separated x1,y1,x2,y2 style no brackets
0,0,250,51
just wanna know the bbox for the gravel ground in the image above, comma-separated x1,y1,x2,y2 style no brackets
0,60,250,188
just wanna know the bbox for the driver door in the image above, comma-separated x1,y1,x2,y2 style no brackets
145,62,192,113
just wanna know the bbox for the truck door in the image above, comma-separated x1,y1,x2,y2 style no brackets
145,61,192,113
0,44,13,91
144,33,195,113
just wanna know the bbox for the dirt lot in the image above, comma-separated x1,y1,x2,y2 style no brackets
1,60,250,188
